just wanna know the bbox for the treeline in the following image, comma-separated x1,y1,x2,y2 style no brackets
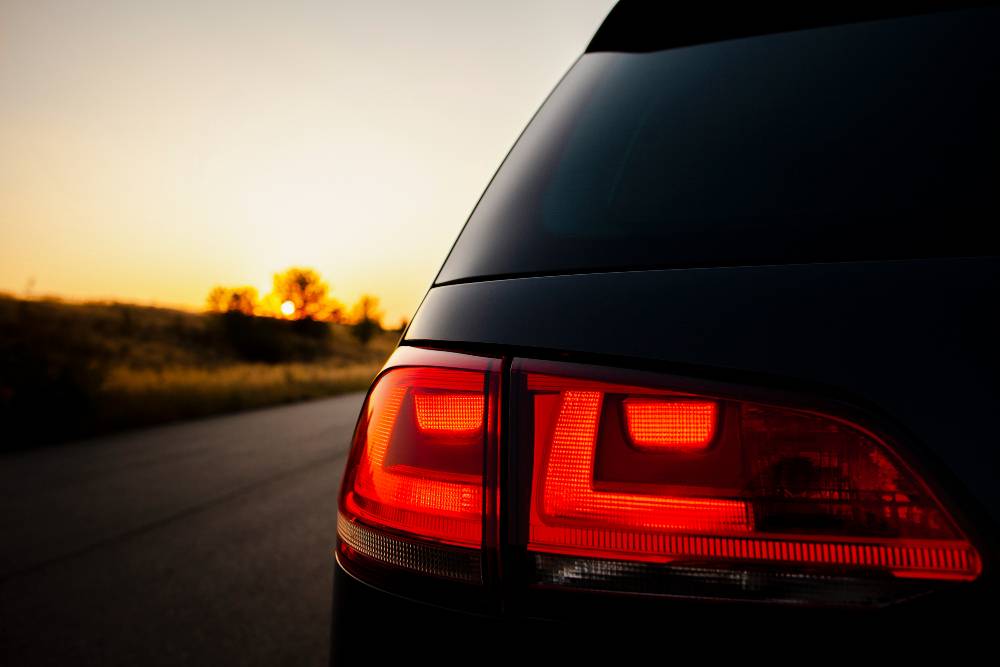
206,267,396,347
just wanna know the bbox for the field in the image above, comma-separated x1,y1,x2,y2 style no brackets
0,295,396,448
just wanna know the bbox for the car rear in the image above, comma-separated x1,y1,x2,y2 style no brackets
332,2,999,658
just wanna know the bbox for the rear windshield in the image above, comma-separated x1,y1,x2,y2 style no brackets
437,8,1000,283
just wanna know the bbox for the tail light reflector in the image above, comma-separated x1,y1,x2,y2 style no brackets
337,348,499,584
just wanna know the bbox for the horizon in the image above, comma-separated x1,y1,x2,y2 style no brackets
0,0,615,323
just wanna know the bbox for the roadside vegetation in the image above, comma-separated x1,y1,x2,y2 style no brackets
0,268,401,448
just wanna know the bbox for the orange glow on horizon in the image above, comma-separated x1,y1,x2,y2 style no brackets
0,1,617,324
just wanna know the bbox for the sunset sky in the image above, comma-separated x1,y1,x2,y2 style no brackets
0,0,615,323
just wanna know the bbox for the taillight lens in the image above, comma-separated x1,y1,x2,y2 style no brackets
520,361,981,605
339,350,982,608
337,348,499,584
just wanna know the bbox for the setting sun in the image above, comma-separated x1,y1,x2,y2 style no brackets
0,1,614,324
280,300,295,317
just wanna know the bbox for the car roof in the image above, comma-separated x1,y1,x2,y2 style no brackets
586,1,997,53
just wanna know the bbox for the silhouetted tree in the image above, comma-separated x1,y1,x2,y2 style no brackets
270,268,341,321
206,287,230,312
205,286,258,316
350,294,383,346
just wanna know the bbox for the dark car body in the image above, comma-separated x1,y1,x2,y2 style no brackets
332,3,999,658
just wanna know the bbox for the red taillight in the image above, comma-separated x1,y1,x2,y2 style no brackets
522,361,981,603
338,349,982,606
337,348,499,583
536,390,750,539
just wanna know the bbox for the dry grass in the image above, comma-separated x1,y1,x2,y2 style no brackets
98,361,380,429
0,294,396,446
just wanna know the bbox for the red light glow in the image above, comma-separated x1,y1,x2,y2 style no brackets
342,366,489,547
527,374,982,581
414,392,484,433
624,399,717,450
537,390,752,534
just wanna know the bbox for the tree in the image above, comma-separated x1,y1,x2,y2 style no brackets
206,287,230,313
205,286,258,316
350,294,383,346
269,268,341,321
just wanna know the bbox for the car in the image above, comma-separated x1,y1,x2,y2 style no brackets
331,2,999,658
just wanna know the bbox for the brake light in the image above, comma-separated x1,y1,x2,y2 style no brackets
337,348,499,584
522,361,981,604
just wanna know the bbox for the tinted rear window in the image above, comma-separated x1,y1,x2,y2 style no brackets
437,8,1000,283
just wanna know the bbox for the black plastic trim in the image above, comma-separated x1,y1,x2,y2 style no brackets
586,1,997,54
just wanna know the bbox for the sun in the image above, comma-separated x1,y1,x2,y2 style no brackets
280,300,296,317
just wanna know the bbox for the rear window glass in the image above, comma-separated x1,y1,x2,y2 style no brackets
437,8,1000,283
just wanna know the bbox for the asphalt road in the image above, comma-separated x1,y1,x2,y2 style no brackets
0,393,365,666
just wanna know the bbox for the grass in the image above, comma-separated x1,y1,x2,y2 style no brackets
99,362,379,430
0,294,396,447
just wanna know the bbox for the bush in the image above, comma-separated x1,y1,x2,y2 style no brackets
0,340,104,447
217,312,334,362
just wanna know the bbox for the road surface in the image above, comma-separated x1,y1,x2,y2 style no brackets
0,393,364,666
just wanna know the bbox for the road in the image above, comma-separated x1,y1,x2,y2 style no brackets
0,393,364,666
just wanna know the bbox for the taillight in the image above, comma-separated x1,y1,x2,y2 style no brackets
337,347,499,585
338,349,983,609
518,360,981,606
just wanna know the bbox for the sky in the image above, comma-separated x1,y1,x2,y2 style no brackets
0,0,616,324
